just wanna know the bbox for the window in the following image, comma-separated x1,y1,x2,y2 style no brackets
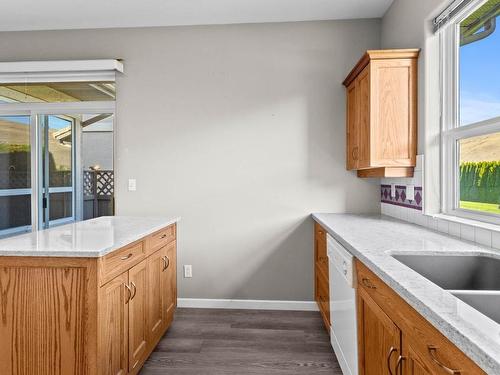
0,60,121,237
441,0,500,223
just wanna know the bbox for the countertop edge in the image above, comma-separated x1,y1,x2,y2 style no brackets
312,213,499,374
0,216,180,258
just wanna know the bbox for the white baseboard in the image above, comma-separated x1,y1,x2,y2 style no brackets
177,298,319,311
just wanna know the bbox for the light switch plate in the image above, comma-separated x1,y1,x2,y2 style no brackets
128,179,136,191
406,185,415,201
184,265,193,278
390,184,396,198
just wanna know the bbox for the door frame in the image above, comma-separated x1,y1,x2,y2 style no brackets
0,101,115,233
39,113,77,229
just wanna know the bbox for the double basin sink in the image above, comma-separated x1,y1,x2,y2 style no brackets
393,254,500,324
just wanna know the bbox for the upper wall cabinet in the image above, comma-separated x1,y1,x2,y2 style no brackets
343,49,420,178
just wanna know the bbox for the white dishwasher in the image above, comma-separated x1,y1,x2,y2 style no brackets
327,234,358,375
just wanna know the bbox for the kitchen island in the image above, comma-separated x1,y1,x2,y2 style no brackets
0,216,179,375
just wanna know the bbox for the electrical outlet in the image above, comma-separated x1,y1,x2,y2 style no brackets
184,265,192,278
128,179,137,191
406,185,415,201
390,184,396,198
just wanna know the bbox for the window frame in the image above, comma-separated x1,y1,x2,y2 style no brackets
0,60,120,236
441,0,500,225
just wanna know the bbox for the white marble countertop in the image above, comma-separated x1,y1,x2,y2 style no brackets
0,216,180,257
313,213,500,374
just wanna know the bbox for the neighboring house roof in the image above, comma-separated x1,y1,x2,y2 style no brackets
461,1,500,45
53,113,113,143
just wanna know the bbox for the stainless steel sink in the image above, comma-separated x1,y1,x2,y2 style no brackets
392,254,500,290
393,254,500,324
451,291,500,324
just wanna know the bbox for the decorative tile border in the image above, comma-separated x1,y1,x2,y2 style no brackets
381,185,423,211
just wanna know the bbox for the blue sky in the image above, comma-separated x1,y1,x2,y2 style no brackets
460,14,500,125
1,115,71,130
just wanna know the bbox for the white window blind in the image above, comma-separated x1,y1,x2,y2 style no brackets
0,59,123,83
434,0,475,31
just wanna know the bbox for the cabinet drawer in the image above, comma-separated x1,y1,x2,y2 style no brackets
355,260,485,374
405,331,483,375
402,308,486,374
100,241,145,285
147,224,176,255
356,260,391,308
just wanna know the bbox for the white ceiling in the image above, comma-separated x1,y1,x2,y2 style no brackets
0,0,394,32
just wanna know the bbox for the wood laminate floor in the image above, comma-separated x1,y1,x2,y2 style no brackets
140,308,342,375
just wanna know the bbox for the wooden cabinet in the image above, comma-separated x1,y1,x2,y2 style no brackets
343,49,420,178
346,77,359,170
357,288,402,375
147,247,166,343
404,339,434,375
163,241,177,327
147,241,176,343
98,272,129,375
314,223,330,330
0,259,96,375
99,225,176,375
0,222,177,375
356,260,486,375
128,260,149,373
99,232,177,375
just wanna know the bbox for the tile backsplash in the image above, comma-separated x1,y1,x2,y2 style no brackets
381,185,422,211
380,156,500,251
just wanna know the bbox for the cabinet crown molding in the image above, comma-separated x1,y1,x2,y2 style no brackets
343,48,420,87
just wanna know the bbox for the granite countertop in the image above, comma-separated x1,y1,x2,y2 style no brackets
313,213,500,375
0,216,180,257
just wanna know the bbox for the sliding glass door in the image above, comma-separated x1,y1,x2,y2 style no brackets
40,115,75,228
0,115,32,235
0,77,116,237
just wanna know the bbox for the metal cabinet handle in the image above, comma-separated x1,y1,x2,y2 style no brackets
428,346,461,374
160,233,167,239
387,347,397,375
396,355,406,375
361,277,376,289
120,253,133,260
130,281,137,300
162,255,170,271
124,283,132,304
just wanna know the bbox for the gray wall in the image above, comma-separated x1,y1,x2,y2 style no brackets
0,20,381,300
380,0,447,213
381,0,447,154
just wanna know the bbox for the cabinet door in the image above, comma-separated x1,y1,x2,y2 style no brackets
357,65,371,168
147,248,166,343
98,272,129,375
128,260,149,373
370,58,417,167
346,79,359,170
163,241,177,327
357,287,401,375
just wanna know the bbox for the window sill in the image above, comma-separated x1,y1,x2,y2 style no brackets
431,213,500,233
